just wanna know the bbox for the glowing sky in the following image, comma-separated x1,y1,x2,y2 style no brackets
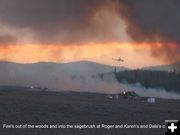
0,43,168,68
0,0,179,68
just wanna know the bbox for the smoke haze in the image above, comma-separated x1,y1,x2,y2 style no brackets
0,61,179,99
0,0,179,62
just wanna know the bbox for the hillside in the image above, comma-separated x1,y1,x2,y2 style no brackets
0,61,127,75
0,61,128,90
114,70,180,93
143,61,180,72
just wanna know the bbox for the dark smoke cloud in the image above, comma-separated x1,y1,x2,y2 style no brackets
0,0,179,44
117,0,180,61
0,0,179,61
0,0,104,27
0,0,180,42
117,0,180,42
0,0,122,44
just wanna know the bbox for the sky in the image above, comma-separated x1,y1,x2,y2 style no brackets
0,0,180,68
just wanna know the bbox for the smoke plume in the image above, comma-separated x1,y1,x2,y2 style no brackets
116,0,180,62
0,62,180,99
0,0,130,44
0,0,179,62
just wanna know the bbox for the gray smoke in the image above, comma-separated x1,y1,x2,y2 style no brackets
117,0,180,62
0,0,126,44
1,62,179,99
118,0,180,43
0,0,179,62
0,0,180,44
51,73,180,100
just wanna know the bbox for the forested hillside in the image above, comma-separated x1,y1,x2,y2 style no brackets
115,70,180,93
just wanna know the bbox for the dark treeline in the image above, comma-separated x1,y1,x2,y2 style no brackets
115,70,180,93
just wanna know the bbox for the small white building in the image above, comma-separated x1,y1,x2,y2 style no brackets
147,98,156,103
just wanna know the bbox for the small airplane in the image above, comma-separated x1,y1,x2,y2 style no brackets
112,57,124,62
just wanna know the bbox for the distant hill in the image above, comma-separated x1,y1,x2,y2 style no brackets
0,61,128,89
59,61,128,75
0,60,128,75
143,61,180,72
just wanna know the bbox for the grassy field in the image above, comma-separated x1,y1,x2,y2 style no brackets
0,89,180,135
